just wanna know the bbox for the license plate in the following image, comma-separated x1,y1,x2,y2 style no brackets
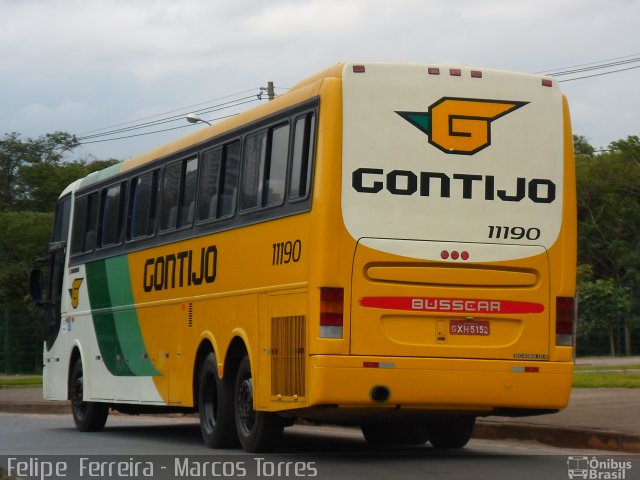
449,320,490,336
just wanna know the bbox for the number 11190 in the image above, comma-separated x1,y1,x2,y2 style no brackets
488,226,541,241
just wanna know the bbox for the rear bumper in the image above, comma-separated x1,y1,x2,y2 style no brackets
306,355,573,413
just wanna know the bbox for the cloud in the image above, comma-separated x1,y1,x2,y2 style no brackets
0,0,638,159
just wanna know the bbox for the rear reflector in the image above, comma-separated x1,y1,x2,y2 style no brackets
511,366,540,373
556,297,576,346
320,287,344,338
363,362,395,369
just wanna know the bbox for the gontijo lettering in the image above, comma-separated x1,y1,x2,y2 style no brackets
143,245,217,292
352,169,556,203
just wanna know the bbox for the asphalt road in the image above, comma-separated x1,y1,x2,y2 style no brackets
1,413,637,480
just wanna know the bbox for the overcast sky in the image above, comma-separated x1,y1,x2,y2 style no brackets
1,0,638,161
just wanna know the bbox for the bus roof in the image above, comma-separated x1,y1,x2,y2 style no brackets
75,63,346,192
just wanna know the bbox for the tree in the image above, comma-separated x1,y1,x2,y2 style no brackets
577,267,630,356
0,132,78,211
575,135,640,355
573,134,595,157
0,131,120,372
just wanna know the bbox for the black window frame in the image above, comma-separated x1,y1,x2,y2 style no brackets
67,98,318,267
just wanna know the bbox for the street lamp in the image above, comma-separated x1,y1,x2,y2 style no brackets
185,114,212,126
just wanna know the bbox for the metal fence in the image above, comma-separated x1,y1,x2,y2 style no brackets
0,304,44,374
1,304,639,374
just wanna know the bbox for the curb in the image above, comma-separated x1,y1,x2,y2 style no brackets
0,402,70,415
475,421,640,454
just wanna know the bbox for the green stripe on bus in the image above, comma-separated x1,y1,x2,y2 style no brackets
86,257,160,377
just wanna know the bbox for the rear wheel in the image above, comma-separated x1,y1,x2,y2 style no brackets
427,416,475,449
198,352,238,448
70,359,109,432
361,423,428,446
234,357,284,453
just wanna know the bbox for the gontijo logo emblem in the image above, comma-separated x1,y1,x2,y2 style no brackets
397,97,528,155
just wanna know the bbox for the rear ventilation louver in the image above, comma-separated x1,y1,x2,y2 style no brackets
271,315,306,398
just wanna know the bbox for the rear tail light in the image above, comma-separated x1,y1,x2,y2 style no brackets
556,297,576,346
320,287,344,338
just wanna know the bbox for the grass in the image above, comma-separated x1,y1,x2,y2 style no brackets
0,466,16,480
575,363,640,371
573,372,640,388
0,376,42,388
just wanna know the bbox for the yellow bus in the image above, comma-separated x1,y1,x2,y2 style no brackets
31,62,577,452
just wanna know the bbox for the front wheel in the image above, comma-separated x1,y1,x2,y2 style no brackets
427,416,475,449
234,357,284,453
70,359,109,432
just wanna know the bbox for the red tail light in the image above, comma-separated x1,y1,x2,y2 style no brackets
320,287,344,338
556,297,575,346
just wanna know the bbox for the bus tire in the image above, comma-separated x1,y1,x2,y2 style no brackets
70,359,109,432
427,416,475,449
361,423,428,446
234,357,284,453
198,352,238,448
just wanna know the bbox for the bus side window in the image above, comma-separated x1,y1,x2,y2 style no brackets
99,183,125,248
178,157,198,228
51,195,71,244
241,130,267,210
70,196,87,254
289,112,315,200
129,171,157,239
264,123,289,206
84,193,99,252
218,141,240,218
197,147,222,221
159,161,182,231
70,192,99,255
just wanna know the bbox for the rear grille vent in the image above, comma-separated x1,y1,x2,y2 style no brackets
271,315,306,398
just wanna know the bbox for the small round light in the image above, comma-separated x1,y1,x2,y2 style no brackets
461,251,470,261
451,251,460,260
440,250,449,259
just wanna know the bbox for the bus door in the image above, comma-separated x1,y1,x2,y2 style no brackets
30,195,72,351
